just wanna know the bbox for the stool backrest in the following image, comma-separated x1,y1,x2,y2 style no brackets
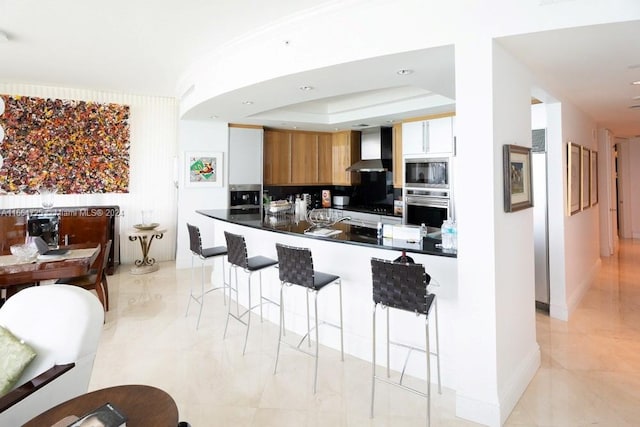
370,257,432,315
224,231,249,268
186,223,203,256
276,243,314,288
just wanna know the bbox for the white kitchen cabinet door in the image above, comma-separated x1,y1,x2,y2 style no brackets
402,120,426,155
427,116,454,154
229,127,263,184
402,117,454,155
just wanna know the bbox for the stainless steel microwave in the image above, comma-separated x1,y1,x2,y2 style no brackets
404,157,450,190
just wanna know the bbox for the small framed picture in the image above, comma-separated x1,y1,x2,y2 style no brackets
185,151,223,187
567,142,581,215
590,150,598,206
503,144,533,212
581,146,591,210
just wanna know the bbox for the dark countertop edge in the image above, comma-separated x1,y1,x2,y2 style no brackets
197,209,457,258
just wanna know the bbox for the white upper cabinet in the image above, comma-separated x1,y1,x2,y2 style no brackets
229,126,263,184
402,116,454,155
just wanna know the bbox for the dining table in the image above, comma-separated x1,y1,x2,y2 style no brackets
0,244,100,297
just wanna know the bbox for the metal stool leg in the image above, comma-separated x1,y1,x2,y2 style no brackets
426,314,431,427
338,279,344,360
313,290,319,394
242,273,252,355
370,303,377,418
273,282,285,374
434,297,441,394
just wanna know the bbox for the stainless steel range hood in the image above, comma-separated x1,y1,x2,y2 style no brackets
346,126,393,172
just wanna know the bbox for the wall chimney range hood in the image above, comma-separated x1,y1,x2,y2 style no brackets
346,126,393,172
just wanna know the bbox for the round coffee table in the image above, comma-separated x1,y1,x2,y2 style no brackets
23,384,179,427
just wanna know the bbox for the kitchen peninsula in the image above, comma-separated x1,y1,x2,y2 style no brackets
197,209,458,387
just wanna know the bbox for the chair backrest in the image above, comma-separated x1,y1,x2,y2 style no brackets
0,284,104,389
94,239,112,286
186,223,202,256
0,285,104,425
224,231,249,268
276,243,314,288
370,257,432,315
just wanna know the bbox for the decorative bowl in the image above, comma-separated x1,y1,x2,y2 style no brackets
134,223,159,231
267,200,292,214
10,243,39,262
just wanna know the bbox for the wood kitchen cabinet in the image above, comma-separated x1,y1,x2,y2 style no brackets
265,129,333,185
317,133,333,184
291,132,319,185
263,129,292,185
331,131,361,186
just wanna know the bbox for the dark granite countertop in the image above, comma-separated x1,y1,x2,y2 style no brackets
197,209,457,258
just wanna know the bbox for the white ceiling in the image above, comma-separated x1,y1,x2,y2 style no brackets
0,1,638,137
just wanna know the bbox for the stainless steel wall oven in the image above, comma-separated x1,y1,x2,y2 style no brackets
403,189,450,229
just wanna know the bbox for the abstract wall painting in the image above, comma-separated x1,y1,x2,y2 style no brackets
0,94,130,194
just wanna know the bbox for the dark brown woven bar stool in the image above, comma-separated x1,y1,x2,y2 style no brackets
223,231,279,355
370,257,441,426
185,223,228,329
273,243,344,394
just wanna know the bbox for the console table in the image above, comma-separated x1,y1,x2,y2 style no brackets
0,206,120,274
127,226,167,274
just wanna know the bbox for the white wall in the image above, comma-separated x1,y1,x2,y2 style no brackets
0,83,178,266
175,120,229,269
625,139,640,238
558,101,601,319
491,43,539,425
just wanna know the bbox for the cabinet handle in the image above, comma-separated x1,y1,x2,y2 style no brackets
423,121,429,153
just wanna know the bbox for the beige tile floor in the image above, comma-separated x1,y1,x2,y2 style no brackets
89,240,640,426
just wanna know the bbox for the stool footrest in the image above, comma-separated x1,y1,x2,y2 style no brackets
373,374,430,399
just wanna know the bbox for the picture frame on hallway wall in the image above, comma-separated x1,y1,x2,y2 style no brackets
567,141,581,215
581,146,591,210
590,150,598,206
185,151,223,187
503,144,533,212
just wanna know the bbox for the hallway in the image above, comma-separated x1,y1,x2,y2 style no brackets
87,240,640,426
507,239,640,425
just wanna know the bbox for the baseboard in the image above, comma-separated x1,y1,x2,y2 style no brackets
498,343,541,425
550,258,602,321
456,344,540,427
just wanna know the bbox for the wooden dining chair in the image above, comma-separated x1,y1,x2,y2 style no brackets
56,240,112,311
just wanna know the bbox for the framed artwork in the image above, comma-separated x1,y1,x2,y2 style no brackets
567,142,581,215
185,151,223,187
590,150,598,206
581,146,590,210
503,144,533,212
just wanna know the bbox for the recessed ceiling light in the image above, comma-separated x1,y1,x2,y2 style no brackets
299,85,314,91
242,101,254,105
396,69,413,76
209,115,218,119
632,81,640,85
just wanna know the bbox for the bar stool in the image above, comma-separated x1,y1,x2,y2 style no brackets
370,257,441,426
223,231,279,355
273,243,344,394
185,223,228,329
